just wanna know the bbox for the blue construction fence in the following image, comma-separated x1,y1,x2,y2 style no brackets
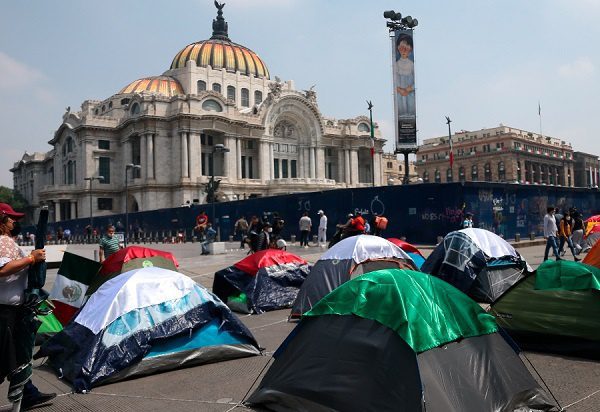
35,182,600,245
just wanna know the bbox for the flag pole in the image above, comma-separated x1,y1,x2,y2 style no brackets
538,101,543,138
445,116,453,169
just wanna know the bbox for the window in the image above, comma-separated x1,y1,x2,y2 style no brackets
254,90,262,105
291,160,297,178
65,137,74,153
120,98,130,106
516,161,521,182
131,138,141,178
484,163,492,182
498,161,505,181
202,99,223,112
434,169,441,183
274,159,280,178
98,140,110,150
201,133,214,146
99,157,111,184
446,168,453,183
97,198,113,210
387,162,393,168
423,171,429,182
459,166,465,182
241,88,249,107
282,159,289,178
197,80,206,92
227,85,236,101
108,101,113,109
358,123,370,133
243,140,254,149
212,83,221,93
471,165,478,180
130,103,140,115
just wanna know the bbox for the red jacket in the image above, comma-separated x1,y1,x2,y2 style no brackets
351,216,366,232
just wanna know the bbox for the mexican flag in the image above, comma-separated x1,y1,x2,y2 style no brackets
49,252,101,325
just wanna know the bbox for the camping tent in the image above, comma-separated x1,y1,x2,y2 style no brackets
421,228,532,303
584,216,600,250
387,237,425,268
290,235,416,319
582,237,600,268
248,269,557,412
491,259,600,356
213,249,310,314
36,266,260,391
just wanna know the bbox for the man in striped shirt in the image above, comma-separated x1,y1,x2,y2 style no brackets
99,225,120,262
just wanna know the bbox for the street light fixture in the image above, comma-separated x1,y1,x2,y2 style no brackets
83,176,104,243
367,100,375,187
124,163,141,247
209,144,230,240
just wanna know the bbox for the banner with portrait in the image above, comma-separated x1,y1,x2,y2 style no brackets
392,28,417,149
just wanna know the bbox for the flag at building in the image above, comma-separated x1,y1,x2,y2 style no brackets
49,252,101,325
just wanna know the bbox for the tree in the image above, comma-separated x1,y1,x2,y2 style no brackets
0,186,28,210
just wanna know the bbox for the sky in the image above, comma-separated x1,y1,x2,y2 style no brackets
1,0,598,187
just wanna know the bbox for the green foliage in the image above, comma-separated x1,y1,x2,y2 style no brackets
0,186,28,210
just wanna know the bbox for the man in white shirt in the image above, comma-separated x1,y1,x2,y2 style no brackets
317,210,327,248
543,206,561,261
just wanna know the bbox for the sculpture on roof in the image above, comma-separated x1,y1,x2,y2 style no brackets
304,84,317,103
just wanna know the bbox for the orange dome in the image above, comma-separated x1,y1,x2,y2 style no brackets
119,76,184,97
170,39,269,79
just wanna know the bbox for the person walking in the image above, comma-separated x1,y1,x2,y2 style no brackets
0,202,57,410
543,206,561,262
99,224,121,263
233,216,249,249
558,212,580,261
299,212,312,248
571,211,585,255
317,210,327,247
462,213,474,229
256,222,272,251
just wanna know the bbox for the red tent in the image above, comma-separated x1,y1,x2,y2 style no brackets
100,246,178,275
387,238,423,257
234,249,307,276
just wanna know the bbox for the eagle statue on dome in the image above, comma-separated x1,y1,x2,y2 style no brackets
214,1,225,12
304,85,317,103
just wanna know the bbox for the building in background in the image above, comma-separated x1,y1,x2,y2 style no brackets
573,152,600,188
11,4,385,224
416,125,575,187
382,153,417,185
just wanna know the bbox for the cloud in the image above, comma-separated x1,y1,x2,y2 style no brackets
0,51,45,90
558,57,595,78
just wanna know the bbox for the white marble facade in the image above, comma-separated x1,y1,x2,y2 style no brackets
11,5,384,223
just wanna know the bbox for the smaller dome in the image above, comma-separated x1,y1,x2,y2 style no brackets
119,76,184,97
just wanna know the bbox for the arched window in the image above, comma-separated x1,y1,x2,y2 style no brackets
516,161,521,182
212,83,222,93
471,164,478,180
434,169,441,183
66,137,73,153
498,161,506,181
197,80,206,92
227,85,236,101
241,88,249,107
130,102,140,115
254,90,263,105
459,166,465,182
484,162,492,181
358,123,370,133
202,99,223,112
423,171,429,183
446,168,453,183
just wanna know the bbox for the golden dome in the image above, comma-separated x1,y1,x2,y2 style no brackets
170,39,270,79
169,2,269,79
119,76,184,97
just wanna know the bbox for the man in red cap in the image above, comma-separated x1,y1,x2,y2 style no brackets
0,203,56,410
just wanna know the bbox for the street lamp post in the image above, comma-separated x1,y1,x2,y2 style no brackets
83,176,104,243
209,144,230,240
124,163,141,247
367,100,375,187
384,9,419,185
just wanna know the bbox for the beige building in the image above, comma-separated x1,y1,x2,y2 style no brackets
382,153,417,185
573,151,600,188
11,5,385,223
416,125,575,187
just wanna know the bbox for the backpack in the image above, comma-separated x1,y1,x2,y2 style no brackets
374,216,388,230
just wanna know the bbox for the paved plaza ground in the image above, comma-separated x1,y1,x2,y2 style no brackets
1,240,599,411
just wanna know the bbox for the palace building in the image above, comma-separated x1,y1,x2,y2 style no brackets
415,125,580,187
11,4,385,223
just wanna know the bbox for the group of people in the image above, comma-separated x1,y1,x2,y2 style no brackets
544,206,586,262
233,213,286,253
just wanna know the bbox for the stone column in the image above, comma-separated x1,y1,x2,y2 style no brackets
337,149,345,182
188,132,200,180
140,134,147,181
259,141,269,182
298,147,305,178
225,135,237,181
309,147,316,179
269,142,274,180
344,149,351,183
373,152,382,186
236,138,242,180
146,133,155,180
350,150,359,185
316,148,325,179
124,138,133,169
181,132,189,179
54,202,61,222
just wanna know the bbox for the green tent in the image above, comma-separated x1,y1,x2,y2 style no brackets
491,260,600,355
248,269,557,412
